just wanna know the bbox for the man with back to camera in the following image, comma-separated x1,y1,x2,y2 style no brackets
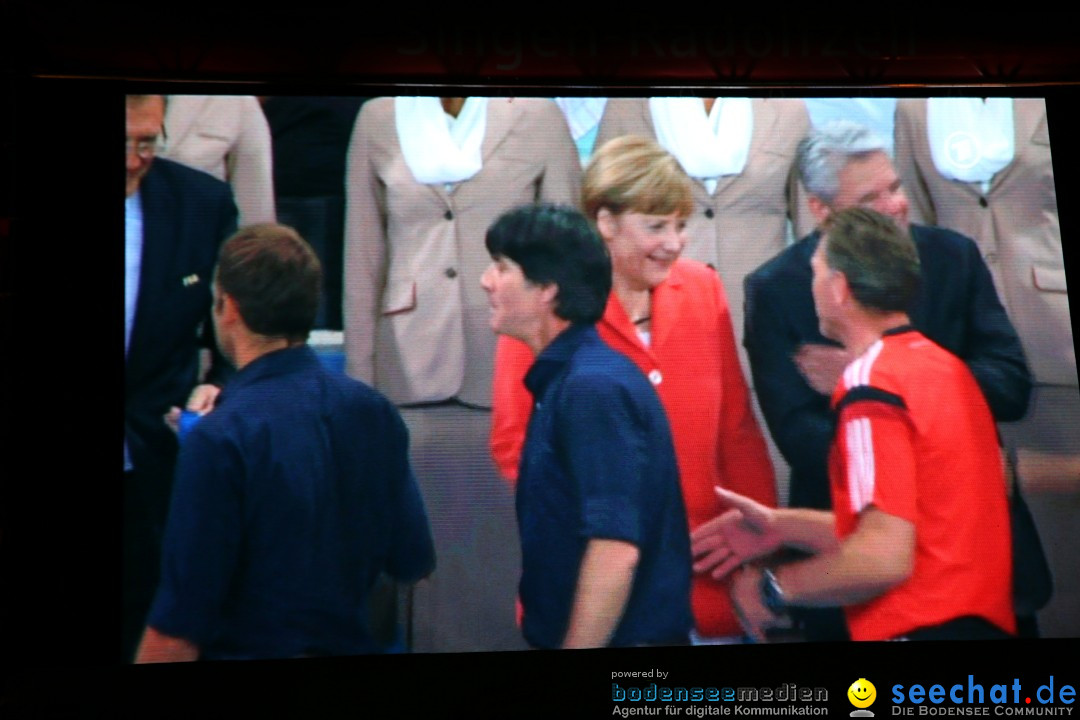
480,204,693,648
733,121,1032,640
135,224,435,661
694,208,1016,641
124,93,238,662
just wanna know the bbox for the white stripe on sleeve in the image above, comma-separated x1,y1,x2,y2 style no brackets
846,417,875,513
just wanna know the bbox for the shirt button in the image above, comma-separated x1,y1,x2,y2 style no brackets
648,369,663,385
704,208,715,219
444,209,454,220
978,197,988,208
444,267,458,279
985,252,998,264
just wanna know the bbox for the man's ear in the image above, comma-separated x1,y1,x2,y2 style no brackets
831,269,852,307
218,291,242,326
807,195,831,226
538,282,559,309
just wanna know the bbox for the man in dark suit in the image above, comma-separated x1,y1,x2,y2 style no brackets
741,121,1031,640
124,94,238,662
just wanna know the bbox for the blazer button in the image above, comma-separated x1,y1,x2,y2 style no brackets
978,197,988,208
444,267,458,279
444,210,454,220
648,369,663,386
704,208,715,219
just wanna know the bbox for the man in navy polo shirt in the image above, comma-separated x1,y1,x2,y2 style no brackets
135,224,435,661
481,205,693,649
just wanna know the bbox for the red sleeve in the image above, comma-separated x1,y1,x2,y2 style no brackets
490,335,536,485
836,400,918,523
713,274,777,507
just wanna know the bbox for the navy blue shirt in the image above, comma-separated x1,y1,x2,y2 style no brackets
517,324,693,648
148,345,435,659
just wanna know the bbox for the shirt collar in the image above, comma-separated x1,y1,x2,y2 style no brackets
882,324,917,337
523,323,597,400
216,344,319,407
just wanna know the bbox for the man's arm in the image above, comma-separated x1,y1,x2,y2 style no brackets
958,236,1032,421
778,397,920,607
555,367,669,647
143,427,245,652
562,539,640,649
730,508,915,640
773,507,915,607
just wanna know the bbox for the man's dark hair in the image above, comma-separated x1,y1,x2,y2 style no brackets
822,207,921,313
215,223,322,342
485,205,611,324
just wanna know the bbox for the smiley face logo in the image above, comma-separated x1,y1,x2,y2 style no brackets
848,679,877,709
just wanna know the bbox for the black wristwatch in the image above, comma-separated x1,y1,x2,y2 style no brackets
760,568,788,616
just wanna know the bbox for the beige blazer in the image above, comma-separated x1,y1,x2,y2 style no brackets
594,98,814,351
343,97,581,406
895,98,1074,387
164,95,276,227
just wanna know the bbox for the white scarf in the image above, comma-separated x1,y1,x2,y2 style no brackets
927,98,1014,184
555,97,608,140
395,97,488,185
649,97,753,194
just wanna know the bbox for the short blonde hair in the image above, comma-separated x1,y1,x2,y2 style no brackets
582,135,694,220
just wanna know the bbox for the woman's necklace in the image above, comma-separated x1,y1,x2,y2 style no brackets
628,293,652,328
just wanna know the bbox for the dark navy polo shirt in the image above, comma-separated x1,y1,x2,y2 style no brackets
517,324,693,648
148,345,435,659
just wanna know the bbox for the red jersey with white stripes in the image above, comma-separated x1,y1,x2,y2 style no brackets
828,326,1015,640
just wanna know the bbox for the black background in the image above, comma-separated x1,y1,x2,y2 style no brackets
2,12,1079,718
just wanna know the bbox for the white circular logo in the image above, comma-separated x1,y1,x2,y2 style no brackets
944,130,982,170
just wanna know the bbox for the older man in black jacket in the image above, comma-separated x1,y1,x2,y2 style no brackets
124,94,238,662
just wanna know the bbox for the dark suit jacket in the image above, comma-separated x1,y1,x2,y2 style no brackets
125,157,237,480
744,224,1031,510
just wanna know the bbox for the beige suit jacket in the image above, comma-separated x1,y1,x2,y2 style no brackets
344,97,581,406
595,98,813,351
164,95,276,227
895,98,1074,387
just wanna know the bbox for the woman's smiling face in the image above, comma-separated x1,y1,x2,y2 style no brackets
598,209,688,292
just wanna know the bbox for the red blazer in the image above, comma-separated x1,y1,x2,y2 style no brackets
491,259,776,637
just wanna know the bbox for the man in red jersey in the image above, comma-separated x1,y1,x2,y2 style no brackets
692,208,1015,641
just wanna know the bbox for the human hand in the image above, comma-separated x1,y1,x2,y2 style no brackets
164,407,182,435
186,383,222,414
794,344,852,396
729,565,778,642
163,384,221,435
691,487,782,580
